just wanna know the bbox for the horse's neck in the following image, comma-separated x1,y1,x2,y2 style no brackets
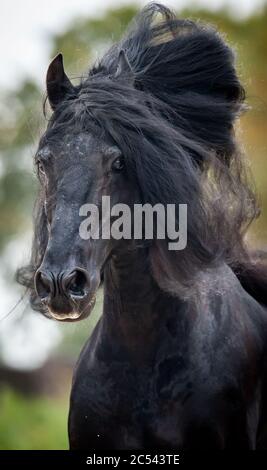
105,245,157,306
101,247,238,356
101,245,187,360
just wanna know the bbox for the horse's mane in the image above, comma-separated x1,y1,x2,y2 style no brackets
17,2,267,306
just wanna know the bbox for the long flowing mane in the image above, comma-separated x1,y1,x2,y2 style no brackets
18,3,267,307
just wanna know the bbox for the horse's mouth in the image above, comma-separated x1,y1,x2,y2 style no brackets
47,294,96,322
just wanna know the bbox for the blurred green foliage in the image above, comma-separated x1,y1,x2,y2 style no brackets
52,6,138,75
0,388,68,449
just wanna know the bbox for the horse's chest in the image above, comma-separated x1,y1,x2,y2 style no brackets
69,360,203,449
68,330,256,449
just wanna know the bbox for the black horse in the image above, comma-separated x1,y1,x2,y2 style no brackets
18,3,267,449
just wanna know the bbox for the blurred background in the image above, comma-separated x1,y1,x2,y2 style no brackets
0,0,266,449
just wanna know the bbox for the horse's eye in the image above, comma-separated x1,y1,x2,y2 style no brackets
111,157,125,172
37,161,45,176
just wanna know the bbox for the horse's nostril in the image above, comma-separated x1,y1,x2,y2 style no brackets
63,269,89,298
35,270,53,300
35,268,89,302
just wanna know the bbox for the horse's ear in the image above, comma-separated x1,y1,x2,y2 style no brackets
115,49,134,85
46,53,76,110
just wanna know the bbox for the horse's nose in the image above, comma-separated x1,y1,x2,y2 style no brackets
62,268,90,299
35,270,54,301
35,268,89,301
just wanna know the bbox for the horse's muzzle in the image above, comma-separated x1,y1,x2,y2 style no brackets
34,267,96,321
